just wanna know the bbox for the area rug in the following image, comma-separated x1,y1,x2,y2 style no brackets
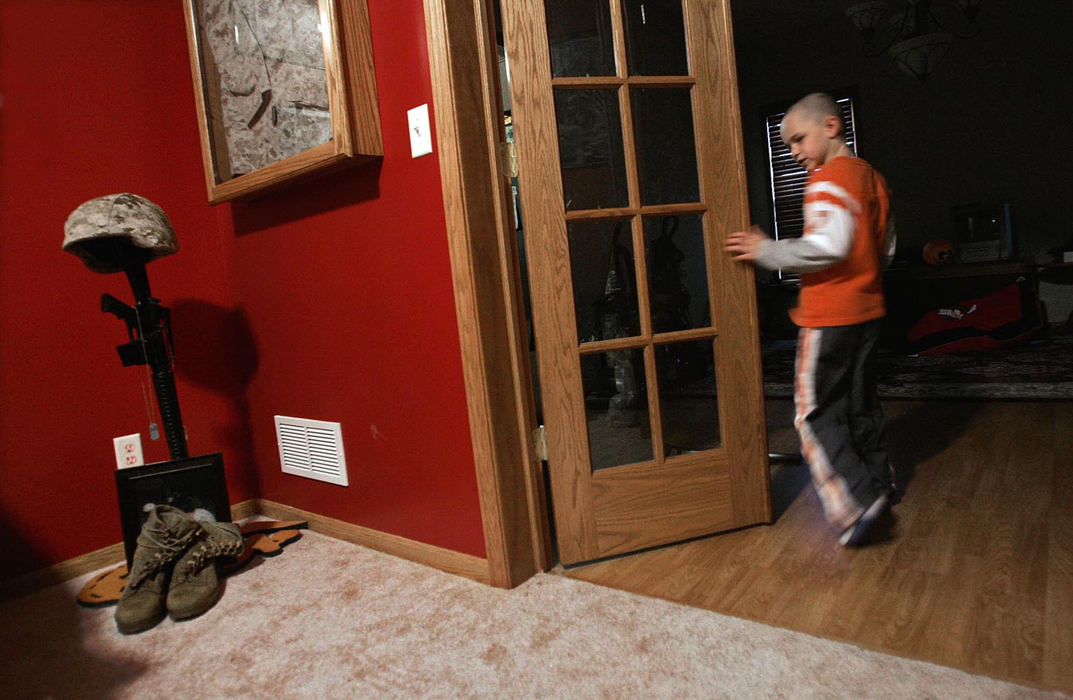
762,332,1073,400
1,531,1066,698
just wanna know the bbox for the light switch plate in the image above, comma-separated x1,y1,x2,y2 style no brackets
407,103,433,158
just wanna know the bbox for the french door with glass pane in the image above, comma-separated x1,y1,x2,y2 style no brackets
502,0,770,565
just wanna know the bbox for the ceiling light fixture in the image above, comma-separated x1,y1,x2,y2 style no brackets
845,0,983,80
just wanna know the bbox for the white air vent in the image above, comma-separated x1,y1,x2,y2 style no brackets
274,416,349,486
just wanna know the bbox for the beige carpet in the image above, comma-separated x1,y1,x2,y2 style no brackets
1,531,1066,699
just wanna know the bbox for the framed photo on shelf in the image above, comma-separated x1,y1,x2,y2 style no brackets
182,0,382,204
115,453,231,568
952,203,1013,263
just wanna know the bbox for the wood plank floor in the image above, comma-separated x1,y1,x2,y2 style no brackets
560,400,1073,694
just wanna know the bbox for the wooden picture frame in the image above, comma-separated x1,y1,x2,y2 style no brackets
183,0,383,204
115,453,231,568
953,203,1013,263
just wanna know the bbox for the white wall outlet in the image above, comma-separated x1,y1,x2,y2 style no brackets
407,103,433,158
113,433,144,470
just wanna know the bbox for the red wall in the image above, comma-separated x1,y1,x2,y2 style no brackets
221,0,485,555
0,0,485,581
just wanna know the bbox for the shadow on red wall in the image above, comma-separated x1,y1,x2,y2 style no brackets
228,160,384,237
170,299,261,501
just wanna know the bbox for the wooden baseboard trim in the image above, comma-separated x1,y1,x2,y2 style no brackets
0,498,490,601
255,498,492,585
0,499,260,603
230,498,259,521
0,541,125,603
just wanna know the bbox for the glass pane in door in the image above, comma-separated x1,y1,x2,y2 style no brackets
644,214,710,333
631,88,699,205
582,348,652,469
569,219,640,343
622,0,688,75
555,89,629,210
545,0,617,77
656,339,720,456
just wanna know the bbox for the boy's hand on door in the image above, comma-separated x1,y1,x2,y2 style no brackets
724,225,770,263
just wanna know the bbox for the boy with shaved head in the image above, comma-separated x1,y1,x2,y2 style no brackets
725,92,897,546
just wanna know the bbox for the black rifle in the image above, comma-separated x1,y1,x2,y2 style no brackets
100,257,188,460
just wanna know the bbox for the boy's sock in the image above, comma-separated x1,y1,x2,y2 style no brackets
839,493,890,547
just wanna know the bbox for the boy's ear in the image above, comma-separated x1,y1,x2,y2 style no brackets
822,115,842,138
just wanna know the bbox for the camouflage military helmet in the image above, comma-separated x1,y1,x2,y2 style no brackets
63,193,178,273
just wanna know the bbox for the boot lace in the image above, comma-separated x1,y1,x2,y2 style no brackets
129,520,202,588
178,523,244,575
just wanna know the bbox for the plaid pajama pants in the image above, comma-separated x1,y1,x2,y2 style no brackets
794,319,892,531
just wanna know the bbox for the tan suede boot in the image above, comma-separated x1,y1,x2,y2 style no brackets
114,505,202,635
166,518,244,621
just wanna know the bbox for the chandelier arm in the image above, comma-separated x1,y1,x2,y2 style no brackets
861,3,914,57
928,10,981,39
862,2,914,56
862,33,901,57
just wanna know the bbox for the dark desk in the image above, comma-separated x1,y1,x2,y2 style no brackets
885,259,1033,281
756,261,1071,345
1036,262,1073,285
883,259,1051,348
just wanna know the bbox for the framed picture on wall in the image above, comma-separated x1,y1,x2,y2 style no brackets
182,0,383,204
115,453,231,568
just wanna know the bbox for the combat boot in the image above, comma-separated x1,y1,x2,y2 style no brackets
166,516,244,621
114,505,202,634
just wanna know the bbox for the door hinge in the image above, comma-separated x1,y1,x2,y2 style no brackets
533,424,547,461
503,141,519,179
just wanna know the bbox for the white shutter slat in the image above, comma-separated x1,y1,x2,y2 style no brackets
766,96,857,242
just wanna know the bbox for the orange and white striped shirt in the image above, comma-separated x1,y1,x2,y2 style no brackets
755,155,895,327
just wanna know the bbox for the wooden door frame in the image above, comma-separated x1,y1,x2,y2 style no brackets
423,0,552,588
